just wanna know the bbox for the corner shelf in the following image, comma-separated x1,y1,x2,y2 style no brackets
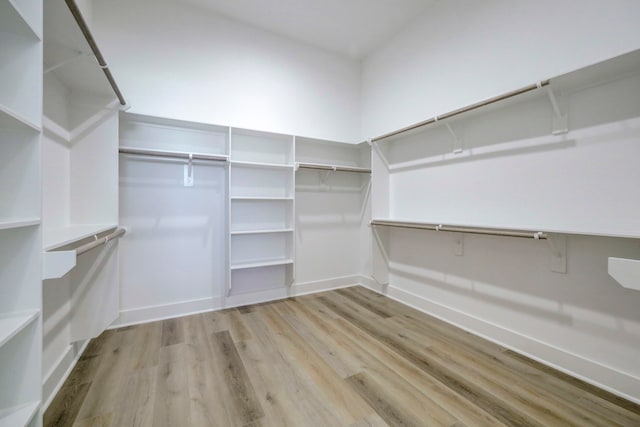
0,400,40,427
0,311,39,348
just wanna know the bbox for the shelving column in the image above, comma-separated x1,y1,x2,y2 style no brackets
0,0,43,425
228,129,295,296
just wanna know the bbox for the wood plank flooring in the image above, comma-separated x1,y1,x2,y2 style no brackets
45,286,640,427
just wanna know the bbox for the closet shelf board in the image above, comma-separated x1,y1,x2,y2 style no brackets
0,401,40,427
230,160,294,170
230,229,294,235
231,196,294,201
0,311,39,348
0,0,41,40
43,224,118,251
0,218,40,231
0,104,41,132
230,259,294,270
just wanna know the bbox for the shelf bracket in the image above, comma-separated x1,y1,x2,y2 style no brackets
184,154,194,187
443,121,463,154
546,86,569,135
368,138,390,171
547,234,567,273
454,233,464,256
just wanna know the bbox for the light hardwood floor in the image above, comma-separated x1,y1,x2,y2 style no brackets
45,286,640,426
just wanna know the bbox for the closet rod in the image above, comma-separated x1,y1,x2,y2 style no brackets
371,219,547,240
76,227,126,256
296,162,371,173
64,0,127,106
119,146,229,162
371,80,550,142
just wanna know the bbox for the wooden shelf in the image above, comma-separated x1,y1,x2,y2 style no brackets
0,401,40,427
0,0,41,40
0,104,41,132
231,229,293,235
43,224,118,251
230,160,294,170
0,218,40,231
230,259,294,270
0,311,39,348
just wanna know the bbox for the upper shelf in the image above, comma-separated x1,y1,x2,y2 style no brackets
0,0,42,40
43,224,118,251
230,160,293,170
373,49,640,144
43,0,124,104
296,162,371,173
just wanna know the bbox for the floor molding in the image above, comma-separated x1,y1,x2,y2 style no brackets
111,275,362,328
359,280,640,404
42,339,89,411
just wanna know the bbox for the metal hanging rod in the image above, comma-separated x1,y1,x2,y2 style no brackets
119,146,229,162
296,162,371,173
76,227,126,255
371,219,548,240
370,80,551,142
64,0,127,106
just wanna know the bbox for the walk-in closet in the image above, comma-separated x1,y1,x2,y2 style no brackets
1,0,640,425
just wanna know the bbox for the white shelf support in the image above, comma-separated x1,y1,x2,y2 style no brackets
608,257,640,291
184,153,194,187
547,234,567,274
546,86,569,135
368,138,390,171
444,121,464,154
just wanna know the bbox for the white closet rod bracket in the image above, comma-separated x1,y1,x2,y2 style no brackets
368,138,390,171
546,234,567,274
444,122,463,154
184,153,194,187
546,86,569,135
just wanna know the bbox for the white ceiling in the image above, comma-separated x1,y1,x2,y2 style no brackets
180,0,436,59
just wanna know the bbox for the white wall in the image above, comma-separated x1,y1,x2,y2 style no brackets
118,155,227,321
361,0,640,138
91,0,361,143
363,0,640,401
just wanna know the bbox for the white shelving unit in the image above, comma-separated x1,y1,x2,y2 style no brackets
0,0,43,423
228,129,295,295
42,0,122,252
39,0,128,411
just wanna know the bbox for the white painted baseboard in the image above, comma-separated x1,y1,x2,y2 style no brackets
359,280,640,404
111,275,363,328
42,339,89,411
